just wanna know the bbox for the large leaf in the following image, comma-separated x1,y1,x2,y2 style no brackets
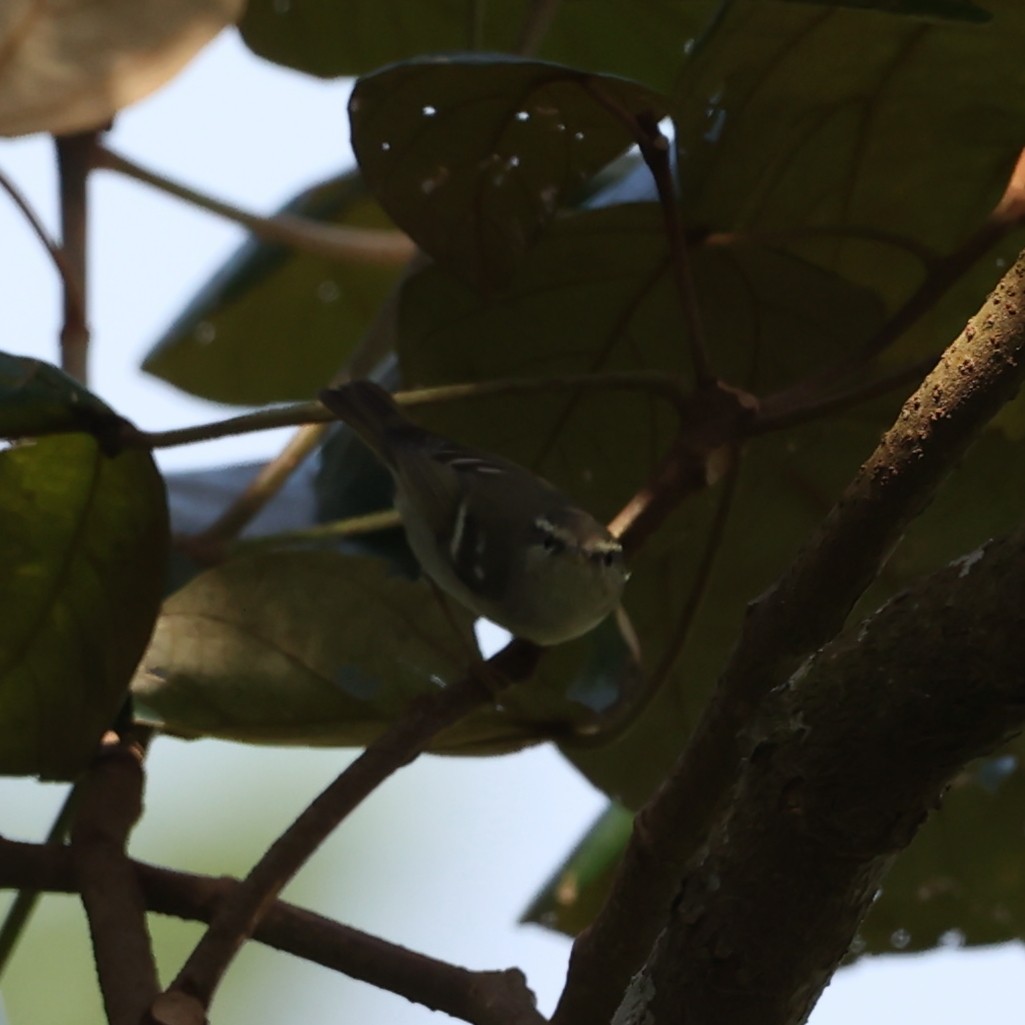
398,202,885,523
672,0,1025,361
132,550,547,753
143,171,404,405
350,57,668,288
240,0,715,93
0,435,168,779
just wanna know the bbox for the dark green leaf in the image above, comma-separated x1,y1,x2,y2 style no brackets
0,435,169,779
399,203,884,522
143,171,403,405
0,352,126,451
350,57,668,288
240,0,715,93
672,0,1025,360
132,550,544,754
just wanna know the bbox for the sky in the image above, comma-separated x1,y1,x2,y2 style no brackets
0,24,1022,1025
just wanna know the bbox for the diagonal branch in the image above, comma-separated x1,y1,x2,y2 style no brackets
164,641,542,1013
553,248,1025,1025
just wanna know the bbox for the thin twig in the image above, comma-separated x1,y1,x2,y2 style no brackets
753,352,939,435
118,372,690,452
0,168,87,321
94,145,414,268
182,422,329,563
230,509,402,555
0,840,545,1025
165,641,541,1011
55,131,97,383
553,247,1025,1025
70,728,158,1025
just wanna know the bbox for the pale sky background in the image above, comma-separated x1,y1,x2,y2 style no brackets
0,25,1021,1025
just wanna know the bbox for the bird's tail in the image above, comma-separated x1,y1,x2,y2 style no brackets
319,381,412,464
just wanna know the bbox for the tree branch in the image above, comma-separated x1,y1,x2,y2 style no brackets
0,841,544,1025
554,248,1025,1025
630,523,1025,1025
70,729,158,1025
55,131,96,384
93,145,414,268
164,641,542,1013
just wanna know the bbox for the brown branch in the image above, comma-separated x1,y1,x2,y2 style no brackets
0,786,78,975
0,841,544,1025
553,248,1025,1025
0,167,87,321
94,145,414,268
635,523,1025,1025
164,641,542,1013
180,422,329,565
70,729,158,1025
55,131,97,384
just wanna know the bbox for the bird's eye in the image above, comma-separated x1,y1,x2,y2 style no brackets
541,533,563,554
602,550,617,567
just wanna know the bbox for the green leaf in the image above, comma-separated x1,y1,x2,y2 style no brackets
132,550,545,754
350,57,668,288
521,801,633,934
672,0,1025,361
142,171,404,405
0,352,126,450
0,435,169,780
240,0,715,93
399,203,884,522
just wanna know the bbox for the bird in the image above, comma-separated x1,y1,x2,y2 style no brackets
319,381,628,645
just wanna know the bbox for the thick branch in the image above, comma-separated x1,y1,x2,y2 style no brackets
555,250,1025,1025
70,730,158,1025
631,524,1025,1025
